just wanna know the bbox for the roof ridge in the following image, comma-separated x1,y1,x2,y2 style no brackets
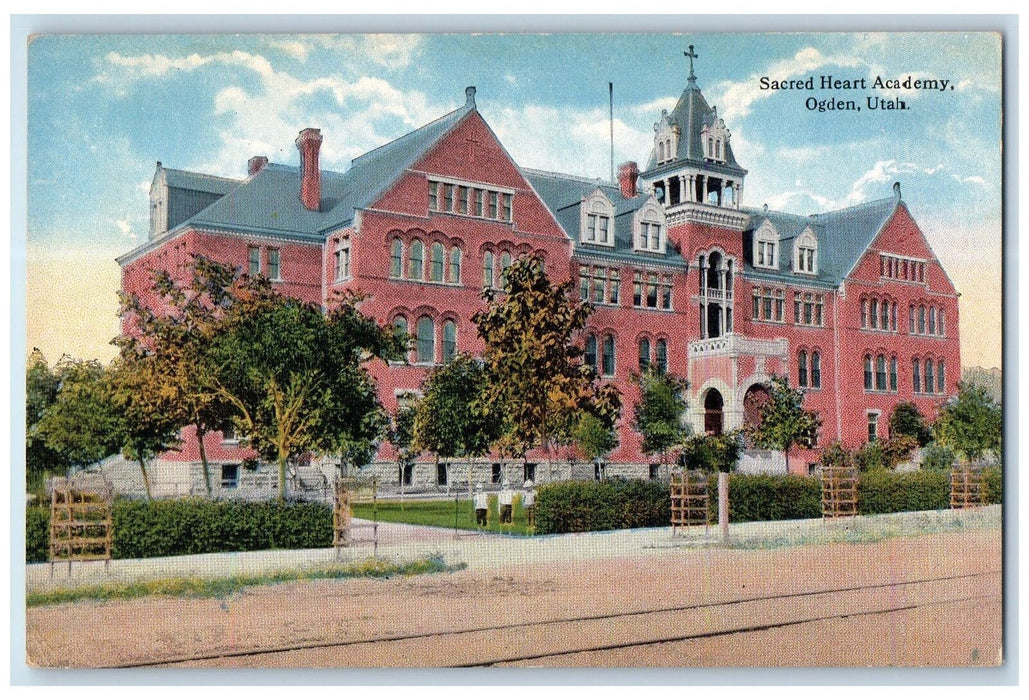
522,167,615,187
163,167,243,183
350,104,470,166
811,195,897,219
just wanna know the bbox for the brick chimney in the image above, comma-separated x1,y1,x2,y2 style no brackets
618,161,639,199
248,155,268,176
295,128,323,211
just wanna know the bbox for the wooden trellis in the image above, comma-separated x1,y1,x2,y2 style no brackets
951,464,985,509
49,476,113,575
821,465,859,519
333,478,379,557
670,470,709,534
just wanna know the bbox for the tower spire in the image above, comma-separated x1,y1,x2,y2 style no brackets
684,45,698,83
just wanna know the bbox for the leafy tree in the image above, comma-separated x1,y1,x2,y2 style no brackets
472,254,621,473
26,350,72,489
920,443,957,472
820,441,855,470
881,434,920,469
34,358,123,473
389,400,419,485
679,431,742,473
571,411,619,464
933,381,1003,464
744,374,821,473
117,256,239,495
413,354,501,481
888,401,931,446
632,368,690,466
208,279,402,500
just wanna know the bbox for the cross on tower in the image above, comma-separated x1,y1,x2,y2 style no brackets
684,45,698,80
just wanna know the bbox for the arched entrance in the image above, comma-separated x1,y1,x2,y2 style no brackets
704,389,724,435
743,383,771,429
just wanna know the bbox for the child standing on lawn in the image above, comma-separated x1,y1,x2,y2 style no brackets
499,480,514,525
522,480,536,529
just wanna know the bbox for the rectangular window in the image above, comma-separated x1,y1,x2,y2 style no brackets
599,216,610,244
492,464,502,484
334,242,351,281
661,278,672,310
248,246,260,277
267,248,280,280
524,463,536,484
428,180,439,210
633,272,642,306
762,288,773,320
649,464,660,481
586,214,597,242
913,360,921,393
775,290,785,322
608,270,620,305
579,266,590,300
755,289,762,320
456,186,467,214
649,224,661,250
489,192,498,219
436,463,448,486
474,189,484,217
443,183,454,212
501,193,512,222
593,270,605,303
220,463,239,489
867,412,880,442
646,274,658,308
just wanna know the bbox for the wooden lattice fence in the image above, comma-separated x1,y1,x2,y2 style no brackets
49,476,113,574
821,465,859,518
670,470,709,534
333,478,379,556
950,464,986,509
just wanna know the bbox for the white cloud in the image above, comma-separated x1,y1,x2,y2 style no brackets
952,174,988,186
114,218,136,240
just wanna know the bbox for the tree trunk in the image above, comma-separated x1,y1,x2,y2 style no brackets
784,444,790,474
278,453,287,502
137,455,153,501
196,424,212,497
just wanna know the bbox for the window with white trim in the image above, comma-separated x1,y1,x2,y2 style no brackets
753,221,779,270
334,240,351,281
429,178,513,223
793,228,818,275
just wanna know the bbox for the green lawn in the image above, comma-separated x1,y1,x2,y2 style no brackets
351,495,535,536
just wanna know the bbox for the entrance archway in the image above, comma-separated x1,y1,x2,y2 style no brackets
743,383,771,429
704,389,724,435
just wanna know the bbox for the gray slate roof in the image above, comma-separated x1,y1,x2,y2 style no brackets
163,167,241,195
741,195,900,286
524,169,688,271
645,76,745,175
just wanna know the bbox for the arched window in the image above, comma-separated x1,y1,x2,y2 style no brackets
864,355,873,391
638,338,651,372
449,248,461,284
416,316,434,363
584,334,598,372
408,240,424,280
918,305,926,334
913,359,921,393
390,238,403,278
708,137,714,157
880,300,889,330
876,354,887,391
798,350,808,387
925,359,935,393
861,299,868,328
658,141,665,161
442,320,457,363
870,299,879,329
393,316,409,361
892,302,898,331
715,139,722,160
602,335,616,376
500,251,512,285
656,339,668,374
939,310,945,336
430,242,445,282
483,251,494,289
928,307,936,335
889,356,898,392
938,359,945,393
909,305,915,333
811,351,822,389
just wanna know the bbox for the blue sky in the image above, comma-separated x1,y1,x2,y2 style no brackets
25,32,1002,367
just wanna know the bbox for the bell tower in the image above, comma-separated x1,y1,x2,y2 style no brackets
640,46,749,231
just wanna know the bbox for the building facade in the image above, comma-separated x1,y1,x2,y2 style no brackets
117,65,960,492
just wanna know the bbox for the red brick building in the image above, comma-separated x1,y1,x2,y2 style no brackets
117,69,959,493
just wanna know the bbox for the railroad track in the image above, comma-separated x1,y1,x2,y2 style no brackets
107,569,1001,668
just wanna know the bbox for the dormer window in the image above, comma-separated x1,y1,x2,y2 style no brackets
793,227,818,275
580,190,615,247
653,111,679,165
633,198,667,253
754,220,779,270
701,115,730,164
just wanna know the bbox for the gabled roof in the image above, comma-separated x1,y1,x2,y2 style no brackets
162,102,477,240
524,169,687,270
162,167,241,195
741,195,900,286
645,75,745,174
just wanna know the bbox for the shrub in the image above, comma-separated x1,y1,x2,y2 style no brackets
535,479,670,534
855,441,887,472
982,466,1003,504
920,443,957,472
710,474,822,523
881,435,920,468
888,402,932,446
820,441,855,469
857,470,949,514
25,498,333,563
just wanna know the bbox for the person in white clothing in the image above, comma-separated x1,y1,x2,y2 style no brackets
473,483,488,527
522,479,536,529
499,480,514,524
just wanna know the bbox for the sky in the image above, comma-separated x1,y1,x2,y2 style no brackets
24,31,1003,369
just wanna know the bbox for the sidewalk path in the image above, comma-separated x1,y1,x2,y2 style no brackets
25,505,1000,594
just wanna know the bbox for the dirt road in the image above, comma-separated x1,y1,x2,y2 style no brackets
26,528,1001,668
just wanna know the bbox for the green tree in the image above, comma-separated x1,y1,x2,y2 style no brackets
117,256,239,495
933,381,1002,464
26,349,72,490
413,354,501,482
209,280,402,500
34,358,123,473
679,431,742,473
472,254,621,474
744,374,821,473
632,368,690,466
888,401,931,446
571,411,619,464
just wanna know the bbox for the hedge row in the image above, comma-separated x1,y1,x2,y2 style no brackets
26,499,332,563
26,469,1003,558
535,468,1003,534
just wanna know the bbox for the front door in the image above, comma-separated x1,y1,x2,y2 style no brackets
704,389,724,435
